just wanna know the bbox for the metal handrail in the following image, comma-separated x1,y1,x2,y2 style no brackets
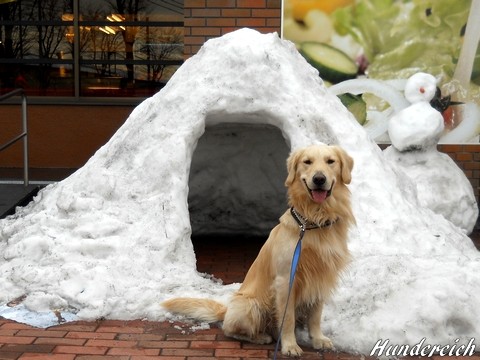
0,88,29,186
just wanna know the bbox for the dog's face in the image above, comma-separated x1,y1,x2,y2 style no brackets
285,145,353,204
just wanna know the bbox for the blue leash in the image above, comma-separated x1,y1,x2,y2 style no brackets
273,208,312,359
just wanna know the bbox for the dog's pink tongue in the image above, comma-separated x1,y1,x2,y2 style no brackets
312,190,328,204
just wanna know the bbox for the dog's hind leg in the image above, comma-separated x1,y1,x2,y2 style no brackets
222,295,272,345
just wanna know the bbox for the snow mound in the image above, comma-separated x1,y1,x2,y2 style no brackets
383,72,478,234
384,147,478,234
1,29,479,354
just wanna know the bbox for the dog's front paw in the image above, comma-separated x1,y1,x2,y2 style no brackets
281,343,303,357
312,335,333,350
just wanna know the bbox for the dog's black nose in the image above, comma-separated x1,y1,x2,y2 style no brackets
312,173,326,187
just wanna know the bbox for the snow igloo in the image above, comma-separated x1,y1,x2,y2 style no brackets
1,29,479,355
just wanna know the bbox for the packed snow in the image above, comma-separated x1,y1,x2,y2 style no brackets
384,147,478,234
387,73,444,152
1,29,479,355
383,73,478,234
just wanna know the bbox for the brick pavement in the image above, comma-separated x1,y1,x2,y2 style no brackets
0,317,368,360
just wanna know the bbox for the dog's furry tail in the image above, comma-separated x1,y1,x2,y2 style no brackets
162,298,227,322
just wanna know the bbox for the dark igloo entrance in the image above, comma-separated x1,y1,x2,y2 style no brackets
188,121,290,283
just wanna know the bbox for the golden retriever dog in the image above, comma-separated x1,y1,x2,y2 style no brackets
162,144,355,356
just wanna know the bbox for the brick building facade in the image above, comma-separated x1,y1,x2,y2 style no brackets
184,0,281,57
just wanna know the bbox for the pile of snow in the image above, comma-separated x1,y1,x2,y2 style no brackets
383,73,478,233
384,147,478,234
1,29,479,355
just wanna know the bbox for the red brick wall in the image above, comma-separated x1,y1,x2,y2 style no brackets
440,144,480,203
184,0,281,57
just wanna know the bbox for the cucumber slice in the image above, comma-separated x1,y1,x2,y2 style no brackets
300,42,358,83
338,93,367,125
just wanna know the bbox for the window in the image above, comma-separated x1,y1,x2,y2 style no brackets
0,0,184,98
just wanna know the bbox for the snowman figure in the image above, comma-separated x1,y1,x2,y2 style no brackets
388,72,444,151
384,72,478,234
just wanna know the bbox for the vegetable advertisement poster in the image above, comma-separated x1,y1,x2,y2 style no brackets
282,0,480,144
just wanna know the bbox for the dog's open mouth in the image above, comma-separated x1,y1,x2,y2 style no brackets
304,180,333,204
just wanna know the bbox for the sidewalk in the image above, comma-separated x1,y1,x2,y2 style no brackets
0,317,364,360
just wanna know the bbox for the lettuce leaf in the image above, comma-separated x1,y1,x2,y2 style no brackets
332,0,471,81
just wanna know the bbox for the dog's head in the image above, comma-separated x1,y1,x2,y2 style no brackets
285,145,354,205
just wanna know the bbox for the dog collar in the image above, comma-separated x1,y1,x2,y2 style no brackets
290,207,337,231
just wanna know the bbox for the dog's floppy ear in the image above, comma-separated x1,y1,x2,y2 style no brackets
285,149,303,187
334,146,354,185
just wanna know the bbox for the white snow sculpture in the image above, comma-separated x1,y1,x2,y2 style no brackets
385,72,478,234
0,29,479,355
388,73,444,151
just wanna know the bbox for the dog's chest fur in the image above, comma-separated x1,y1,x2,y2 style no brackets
292,230,350,305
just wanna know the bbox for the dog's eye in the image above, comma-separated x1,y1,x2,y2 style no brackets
303,159,312,165
327,159,335,165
